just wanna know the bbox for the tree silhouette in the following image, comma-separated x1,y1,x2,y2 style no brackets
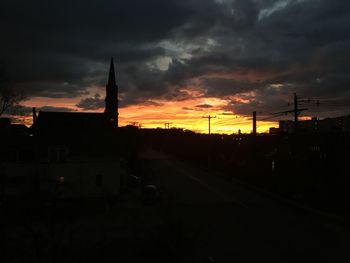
0,67,24,116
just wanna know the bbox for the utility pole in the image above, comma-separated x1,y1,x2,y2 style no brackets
266,93,308,134
202,115,216,135
294,93,298,133
164,122,171,129
252,111,257,136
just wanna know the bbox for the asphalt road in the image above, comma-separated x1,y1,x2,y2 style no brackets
140,149,350,263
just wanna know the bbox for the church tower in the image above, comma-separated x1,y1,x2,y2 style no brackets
104,58,119,126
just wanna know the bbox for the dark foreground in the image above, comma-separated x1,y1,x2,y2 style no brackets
1,149,349,263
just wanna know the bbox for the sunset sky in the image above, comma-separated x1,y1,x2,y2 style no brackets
1,0,349,133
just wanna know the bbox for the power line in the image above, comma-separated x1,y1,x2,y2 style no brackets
258,114,285,121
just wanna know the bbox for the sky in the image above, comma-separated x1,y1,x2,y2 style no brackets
1,0,349,133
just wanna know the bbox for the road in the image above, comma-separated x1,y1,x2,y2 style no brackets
2,149,348,263
140,149,350,263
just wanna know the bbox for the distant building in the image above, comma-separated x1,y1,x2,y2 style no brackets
269,127,280,135
277,115,350,134
278,120,295,134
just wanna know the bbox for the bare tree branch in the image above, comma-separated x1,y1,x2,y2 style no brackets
0,67,25,116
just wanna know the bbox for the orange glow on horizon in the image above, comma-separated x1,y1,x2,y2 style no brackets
118,100,276,134
18,96,277,134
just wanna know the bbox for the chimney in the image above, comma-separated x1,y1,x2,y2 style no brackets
32,107,37,124
252,111,257,136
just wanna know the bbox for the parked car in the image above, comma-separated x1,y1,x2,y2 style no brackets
141,184,160,205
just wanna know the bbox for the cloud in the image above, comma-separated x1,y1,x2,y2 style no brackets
8,105,75,116
182,107,194,111
0,0,349,118
195,103,213,109
76,94,105,110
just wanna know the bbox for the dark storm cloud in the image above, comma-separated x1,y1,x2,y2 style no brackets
1,0,350,118
9,105,75,116
203,77,260,97
39,106,76,112
0,0,196,97
76,94,105,110
161,0,350,117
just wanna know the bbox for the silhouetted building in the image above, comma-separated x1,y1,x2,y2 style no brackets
0,118,11,137
30,58,120,138
0,117,11,127
104,57,119,126
279,120,295,134
269,127,280,135
278,115,350,133
33,111,113,139
1,59,125,200
32,58,119,134
0,117,29,137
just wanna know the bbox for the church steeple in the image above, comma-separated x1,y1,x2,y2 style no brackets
108,57,116,86
104,57,119,126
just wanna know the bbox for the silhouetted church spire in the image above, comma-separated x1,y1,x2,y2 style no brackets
104,58,119,126
108,58,116,86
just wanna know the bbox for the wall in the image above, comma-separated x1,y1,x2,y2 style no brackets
42,160,121,198
1,159,122,199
